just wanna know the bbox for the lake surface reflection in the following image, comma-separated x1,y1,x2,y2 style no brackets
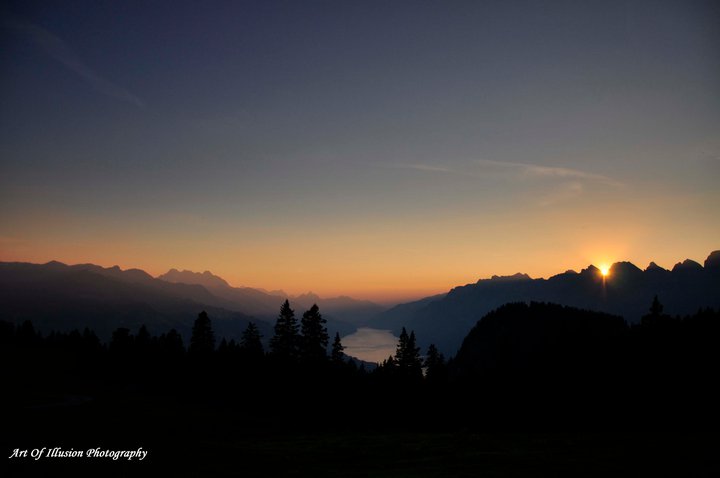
341,327,399,364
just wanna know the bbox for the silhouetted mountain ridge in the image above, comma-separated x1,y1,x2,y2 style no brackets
0,261,271,342
157,268,385,325
483,273,532,283
704,250,720,270
158,268,284,317
371,251,720,354
453,302,627,378
0,261,386,345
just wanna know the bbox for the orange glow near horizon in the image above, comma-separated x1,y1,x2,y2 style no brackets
2,241,718,304
1,201,718,303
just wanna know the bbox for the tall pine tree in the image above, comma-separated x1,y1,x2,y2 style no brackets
331,332,345,364
395,327,423,380
642,295,670,327
158,329,185,358
189,310,215,356
424,343,447,384
240,322,264,359
300,304,329,362
269,300,299,360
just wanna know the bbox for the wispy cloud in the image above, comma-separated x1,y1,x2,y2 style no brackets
386,163,455,174
3,16,144,108
475,159,623,187
388,158,623,187
536,181,585,207
385,158,623,207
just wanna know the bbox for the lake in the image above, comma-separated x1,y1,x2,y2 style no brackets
341,327,399,364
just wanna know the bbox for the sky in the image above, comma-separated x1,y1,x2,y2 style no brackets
1,0,719,303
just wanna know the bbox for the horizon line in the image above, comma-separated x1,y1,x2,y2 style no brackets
2,250,716,304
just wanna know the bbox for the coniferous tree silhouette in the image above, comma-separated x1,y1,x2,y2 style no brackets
641,295,672,327
81,327,101,351
5,301,720,438
189,310,215,356
331,332,345,364
110,327,134,355
300,304,329,363
373,355,398,382
424,343,447,384
270,300,299,361
135,325,151,354
240,322,264,359
395,328,423,380
158,329,185,357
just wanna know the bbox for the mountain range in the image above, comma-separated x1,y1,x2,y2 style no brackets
0,261,381,343
370,251,720,354
1,251,718,358
157,268,385,324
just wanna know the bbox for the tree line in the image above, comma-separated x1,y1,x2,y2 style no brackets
2,296,719,430
0,299,443,399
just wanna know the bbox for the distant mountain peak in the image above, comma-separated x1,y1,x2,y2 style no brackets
645,261,669,273
44,260,68,269
609,261,643,275
296,292,321,302
479,273,531,283
672,259,703,272
371,249,720,354
123,268,154,280
704,251,720,270
158,269,231,289
256,288,288,297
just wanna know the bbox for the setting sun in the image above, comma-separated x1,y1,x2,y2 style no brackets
599,265,610,277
